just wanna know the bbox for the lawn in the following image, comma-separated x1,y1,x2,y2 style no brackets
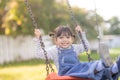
0,59,51,80
0,59,57,80
0,52,120,80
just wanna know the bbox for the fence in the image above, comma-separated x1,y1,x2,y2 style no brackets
1,35,120,64
0,35,52,64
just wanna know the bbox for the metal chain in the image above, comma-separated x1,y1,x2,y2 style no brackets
25,0,38,28
66,0,78,26
24,0,54,75
39,37,54,75
66,0,93,61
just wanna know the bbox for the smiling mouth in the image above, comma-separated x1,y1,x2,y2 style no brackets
62,43,68,45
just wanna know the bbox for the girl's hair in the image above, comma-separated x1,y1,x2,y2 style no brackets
49,25,75,38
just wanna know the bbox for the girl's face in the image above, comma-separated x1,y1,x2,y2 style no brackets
55,33,74,48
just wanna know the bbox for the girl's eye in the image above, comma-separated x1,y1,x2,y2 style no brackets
59,36,63,39
66,36,70,38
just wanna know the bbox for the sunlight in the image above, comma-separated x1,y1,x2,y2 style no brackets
69,0,120,20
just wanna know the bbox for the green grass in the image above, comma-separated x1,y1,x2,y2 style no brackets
79,52,120,62
0,52,120,80
0,59,52,80
0,64,48,80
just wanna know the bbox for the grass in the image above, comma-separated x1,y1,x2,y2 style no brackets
0,64,48,80
0,59,53,80
0,51,120,80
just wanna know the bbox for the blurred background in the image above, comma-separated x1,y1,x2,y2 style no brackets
0,0,120,80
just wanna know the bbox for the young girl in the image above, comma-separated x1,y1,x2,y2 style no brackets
34,25,120,80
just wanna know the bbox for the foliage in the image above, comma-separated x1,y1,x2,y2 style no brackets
105,16,120,35
0,0,104,39
0,0,9,34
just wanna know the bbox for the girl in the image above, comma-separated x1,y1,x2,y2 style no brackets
34,25,120,80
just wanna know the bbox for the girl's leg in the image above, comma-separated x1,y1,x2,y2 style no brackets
94,60,113,79
95,59,119,73
94,57,120,79
95,60,105,72
95,60,119,80
111,57,120,74
99,42,113,67
111,63,119,74
110,57,120,80
116,57,120,72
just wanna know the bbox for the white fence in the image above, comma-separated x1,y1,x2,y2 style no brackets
0,35,52,64
90,35,120,51
0,35,120,64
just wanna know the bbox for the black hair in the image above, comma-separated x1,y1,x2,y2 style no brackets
49,25,75,38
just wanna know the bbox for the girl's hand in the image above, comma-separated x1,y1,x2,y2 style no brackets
75,25,82,33
34,29,41,39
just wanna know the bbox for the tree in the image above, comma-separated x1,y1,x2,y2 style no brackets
0,0,104,39
0,0,9,34
106,16,120,34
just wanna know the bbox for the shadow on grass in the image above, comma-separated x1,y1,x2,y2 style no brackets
0,58,53,68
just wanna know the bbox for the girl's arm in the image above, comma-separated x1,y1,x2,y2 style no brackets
34,29,57,60
74,25,90,55
34,38,45,59
73,32,90,56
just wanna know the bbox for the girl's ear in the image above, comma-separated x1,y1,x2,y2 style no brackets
72,34,75,38
49,32,54,37
71,37,74,43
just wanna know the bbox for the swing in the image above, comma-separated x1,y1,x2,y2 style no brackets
46,72,93,80
24,0,101,80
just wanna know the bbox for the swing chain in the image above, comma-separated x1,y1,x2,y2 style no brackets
39,37,54,75
25,0,38,28
24,0,54,75
66,0,78,26
66,0,93,61
78,33,93,62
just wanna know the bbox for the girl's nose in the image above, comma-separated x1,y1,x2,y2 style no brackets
63,37,67,41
